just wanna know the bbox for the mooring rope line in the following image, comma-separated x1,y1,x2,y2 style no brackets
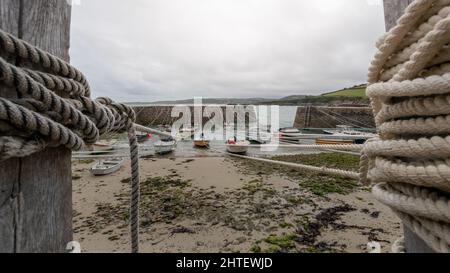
323,149,361,156
0,29,141,253
361,0,450,252
234,143,364,151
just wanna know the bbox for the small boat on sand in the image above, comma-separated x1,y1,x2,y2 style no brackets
323,125,377,140
279,127,303,143
280,127,301,134
154,140,177,155
194,133,210,148
226,139,250,154
90,158,124,176
315,138,355,145
194,139,210,148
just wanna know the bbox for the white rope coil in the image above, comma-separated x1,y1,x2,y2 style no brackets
362,0,450,253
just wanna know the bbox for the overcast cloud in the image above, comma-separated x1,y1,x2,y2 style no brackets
70,0,386,102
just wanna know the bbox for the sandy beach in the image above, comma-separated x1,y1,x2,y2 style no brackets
72,153,402,253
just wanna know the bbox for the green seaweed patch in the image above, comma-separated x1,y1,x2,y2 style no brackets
242,179,276,197
140,177,193,223
264,234,297,249
86,202,127,234
143,176,191,192
250,242,283,253
120,177,131,184
235,153,360,196
304,246,321,253
300,174,359,196
250,244,262,253
279,222,294,228
84,176,196,233
271,153,360,171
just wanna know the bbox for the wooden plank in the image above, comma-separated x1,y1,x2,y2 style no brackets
20,0,72,62
0,0,21,254
0,0,19,34
0,0,19,97
0,0,72,253
403,226,435,253
383,0,436,253
18,148,72,252
0,161,18,252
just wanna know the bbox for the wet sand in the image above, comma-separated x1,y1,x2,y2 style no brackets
72,155,402,253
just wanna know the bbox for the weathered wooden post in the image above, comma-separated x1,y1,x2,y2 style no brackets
383,0,414,30
0,0,72,252
382,0,435,253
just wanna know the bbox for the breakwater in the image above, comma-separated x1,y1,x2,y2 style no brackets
131,105,375,129
132,105,258,126
293,106,375,129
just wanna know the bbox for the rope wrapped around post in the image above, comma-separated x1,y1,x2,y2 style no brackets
0,29,141,253
361,0,450,252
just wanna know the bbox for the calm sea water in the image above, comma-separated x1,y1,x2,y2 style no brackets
142,138,317,159
136,106,319,158
277,106,298,129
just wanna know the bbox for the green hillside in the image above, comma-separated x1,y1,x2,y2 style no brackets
322,86,367,98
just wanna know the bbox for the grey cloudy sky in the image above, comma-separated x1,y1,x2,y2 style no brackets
70,0,386,102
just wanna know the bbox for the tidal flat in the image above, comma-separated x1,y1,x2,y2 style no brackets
72,153,402,253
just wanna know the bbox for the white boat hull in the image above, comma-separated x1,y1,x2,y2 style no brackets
154,140,177,154
226,141,250,154
90,158,124,176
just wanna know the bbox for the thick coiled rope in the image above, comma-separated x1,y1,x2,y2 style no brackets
0,29,140,253
361,0,450,252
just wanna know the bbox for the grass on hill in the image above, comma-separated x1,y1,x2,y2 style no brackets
322,87,367,98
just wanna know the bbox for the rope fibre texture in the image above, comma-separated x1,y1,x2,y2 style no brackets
0,29,140,253
361,0,450,252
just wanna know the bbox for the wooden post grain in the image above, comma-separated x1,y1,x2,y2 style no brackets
382,0,435,253
0,0,72,253
383,0,414,30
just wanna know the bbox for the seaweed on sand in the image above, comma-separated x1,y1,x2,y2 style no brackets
232,153,361,196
